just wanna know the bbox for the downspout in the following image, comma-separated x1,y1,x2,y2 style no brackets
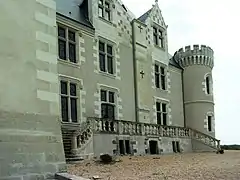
131,20,139,123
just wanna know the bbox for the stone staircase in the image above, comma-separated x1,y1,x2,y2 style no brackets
61,121,93,163
62,118,221,163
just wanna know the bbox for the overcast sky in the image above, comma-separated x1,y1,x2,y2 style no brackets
121,0,239,145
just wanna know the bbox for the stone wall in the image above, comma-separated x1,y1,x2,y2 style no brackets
0,0,66,179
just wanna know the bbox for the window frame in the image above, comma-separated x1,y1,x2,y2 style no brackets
57,24,78,64
153,25,165,49
154,63,167,91
60,79,80,123
156,101,168,126
98,0,112,21
100,89,116,120
98,39,115,75
205,74,212,95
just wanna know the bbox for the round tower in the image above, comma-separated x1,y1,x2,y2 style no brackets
173,45,215,137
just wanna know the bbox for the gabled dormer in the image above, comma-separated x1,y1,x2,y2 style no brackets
138,0,167,50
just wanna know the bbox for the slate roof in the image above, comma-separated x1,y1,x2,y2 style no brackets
137,9,152,23
56,0,94,29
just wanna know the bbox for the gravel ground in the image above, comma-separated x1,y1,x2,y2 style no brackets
68,151,240,180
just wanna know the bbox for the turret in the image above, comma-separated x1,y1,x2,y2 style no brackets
173,45,215,137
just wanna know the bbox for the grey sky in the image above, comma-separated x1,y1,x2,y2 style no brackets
121,0,239,144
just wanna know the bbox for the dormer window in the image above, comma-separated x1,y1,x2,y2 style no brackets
153,26,164,48
99,0,111,21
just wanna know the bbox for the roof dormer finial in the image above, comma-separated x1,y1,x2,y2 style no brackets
155,0,158,3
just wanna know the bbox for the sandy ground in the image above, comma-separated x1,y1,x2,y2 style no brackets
68,151,240,180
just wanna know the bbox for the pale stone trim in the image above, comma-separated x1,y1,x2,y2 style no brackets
37,70,58,83
36,0,56,10
35,12,56,27
37,90,58,103
36,31,56,46
184,100,214,105
36,50,57,64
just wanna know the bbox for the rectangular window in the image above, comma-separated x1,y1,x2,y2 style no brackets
100,90,115,119
155,64,166,90
153,26,164,48
206,76,210,94
99,41,114,75
58,26,77,63
208,116,212,131
156,101,168,126
60,81,78,123
98,0,111,21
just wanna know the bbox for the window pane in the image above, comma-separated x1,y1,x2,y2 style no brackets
155,74,160,88
61,81,68,95
105,2,110,8
162,103,167,112
156,102,161,111
101,104,107,118
206,76,210,94
58,39,66,60
163,113,167,126
58,27,65,38
153,27,157,33
153,34,158,45
109,91,115,103
68,30,75,42
161,75,166,90
160,67,165,74
99,53,106,72
107,104,115,119
101,90,107,102
61,96,68,122
99,7,103,17
105,10,110,21
70,83,76,96
99,41,105,52
69,43,76,63
157,112,161,125
155,64,159,72
71,98,77,122
107,45,112,55
107,56,113,74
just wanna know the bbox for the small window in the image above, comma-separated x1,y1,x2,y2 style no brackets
58,26,77,63
208,116,212,132
100,90,115,119
98,0,111,21
153,26,164,48
206,76,211,94
155,64,166,90
156,102,168,126
99,41,114,75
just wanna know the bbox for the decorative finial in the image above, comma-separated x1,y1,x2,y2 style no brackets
155,0,158,3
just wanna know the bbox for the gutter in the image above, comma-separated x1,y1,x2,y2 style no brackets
131,20,139,123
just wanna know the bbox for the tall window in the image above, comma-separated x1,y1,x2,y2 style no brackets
153,26,164,48
98,0,111,21
156,102,167,126
208,116,212,132
60,81,78,123
99,41,114,74
101,89,115,119
58,26,77,63
155,64,166,90
206,76,211,94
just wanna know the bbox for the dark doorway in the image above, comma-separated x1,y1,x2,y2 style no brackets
149,140,158,154
172,141,177,153
176,141,181,153
119,140,124,155
125,140,131,154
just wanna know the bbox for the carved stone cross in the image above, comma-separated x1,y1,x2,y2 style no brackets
140,70,145,78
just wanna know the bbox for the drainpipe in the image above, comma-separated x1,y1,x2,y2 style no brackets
131,20,139,123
